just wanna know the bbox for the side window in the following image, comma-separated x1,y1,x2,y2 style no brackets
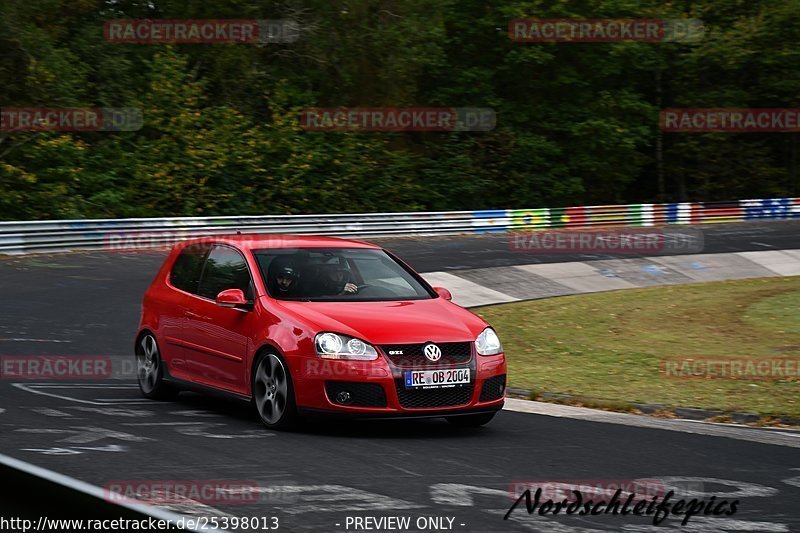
198,245,253,300
169,244,209,294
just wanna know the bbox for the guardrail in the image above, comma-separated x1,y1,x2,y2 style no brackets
0,197,797,254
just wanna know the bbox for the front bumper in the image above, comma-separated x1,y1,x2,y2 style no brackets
298,404,503,420
289,351,506,417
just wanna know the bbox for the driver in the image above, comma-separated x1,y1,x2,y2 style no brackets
322,264,358,295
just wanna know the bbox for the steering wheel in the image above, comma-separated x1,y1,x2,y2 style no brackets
353,284,396,298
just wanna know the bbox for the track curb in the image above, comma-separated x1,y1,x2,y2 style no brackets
505,388,800,427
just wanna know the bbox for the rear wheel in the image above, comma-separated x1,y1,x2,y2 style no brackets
446,412,497,427
136,334,177,400
252,353,297,430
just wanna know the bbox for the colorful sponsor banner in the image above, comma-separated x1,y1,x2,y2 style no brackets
509,209,549,230
550,207,586,228
565,206,588,228
677,203,692,224
548,207,569,229
741,198,796,220
471,210,508,233
525,206,591,229
665,203,680,224
472,200,753,234
627,204,655,227
697,201,743,223
585,205,625,227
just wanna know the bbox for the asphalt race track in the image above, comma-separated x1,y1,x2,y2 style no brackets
1,221,800,532
1,388,799,532
375,220,800,271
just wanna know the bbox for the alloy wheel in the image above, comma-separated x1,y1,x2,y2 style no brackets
254,354,289,425
137,334,160,394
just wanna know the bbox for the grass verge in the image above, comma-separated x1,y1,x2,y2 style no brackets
474,276,800,418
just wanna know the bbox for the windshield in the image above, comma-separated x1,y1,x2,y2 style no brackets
254,248,435,302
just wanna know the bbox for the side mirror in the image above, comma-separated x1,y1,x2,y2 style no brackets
433,286,452,301
215,289,251,310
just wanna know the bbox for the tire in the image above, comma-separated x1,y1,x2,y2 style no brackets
135,333,178,400
446,412,497,427
252,352,298,430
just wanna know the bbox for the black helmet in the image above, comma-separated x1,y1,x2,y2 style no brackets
278,265,298,280
270,257,300,293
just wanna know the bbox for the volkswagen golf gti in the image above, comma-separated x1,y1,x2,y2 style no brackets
135,235,506,429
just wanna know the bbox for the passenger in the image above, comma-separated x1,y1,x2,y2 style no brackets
269,257,301,297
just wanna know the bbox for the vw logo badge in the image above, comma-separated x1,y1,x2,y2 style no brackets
423,343,442,362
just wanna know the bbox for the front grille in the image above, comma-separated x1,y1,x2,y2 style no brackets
381,342,472,368
394,379,474,408
479,375,506,402
325,381,387,407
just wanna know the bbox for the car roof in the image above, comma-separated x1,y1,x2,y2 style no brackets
179,234,381,251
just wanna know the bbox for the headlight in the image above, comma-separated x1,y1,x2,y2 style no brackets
315,332,378,361
475,327,503,356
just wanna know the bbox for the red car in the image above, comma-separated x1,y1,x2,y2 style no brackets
135,235,506,429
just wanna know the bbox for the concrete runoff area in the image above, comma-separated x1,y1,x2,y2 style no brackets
420,271,519,307
447,266,577,300
428,249,800,307
650,253,777,282
737,250,800,276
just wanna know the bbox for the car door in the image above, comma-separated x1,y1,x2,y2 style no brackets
182,244,255,394
161,242,210,378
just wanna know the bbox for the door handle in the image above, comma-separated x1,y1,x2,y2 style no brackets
184,311,199,319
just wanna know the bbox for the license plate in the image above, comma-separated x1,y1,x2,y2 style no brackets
404,368,471,388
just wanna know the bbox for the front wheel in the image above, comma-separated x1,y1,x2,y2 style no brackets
446,412,497,427
252,353,298,430
136,334,177,400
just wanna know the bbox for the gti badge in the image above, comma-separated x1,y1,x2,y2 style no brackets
423,343,442,362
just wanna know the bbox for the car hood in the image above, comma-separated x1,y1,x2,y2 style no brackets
273,298,487,344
